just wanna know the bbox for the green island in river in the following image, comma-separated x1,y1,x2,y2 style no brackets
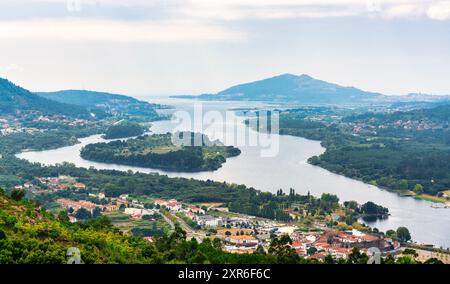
80,132,241,172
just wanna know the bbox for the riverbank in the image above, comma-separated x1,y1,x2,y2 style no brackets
15,98,450,248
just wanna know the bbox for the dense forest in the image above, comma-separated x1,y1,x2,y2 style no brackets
259,105,450,195
103,122,145,139
80,132,241,172
0,127,104,155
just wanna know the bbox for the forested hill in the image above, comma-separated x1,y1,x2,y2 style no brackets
37,90,161,120
188,74,382,104
80,132,241,172
0,78,91,118
37,90,150,107
0,188,155,263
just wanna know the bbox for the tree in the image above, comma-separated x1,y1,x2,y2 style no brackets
256,245,266,255
424,258,444,264
0,229,6,240
75,208,92,220
10,188,25,201
92,207,102,218
347,247,369,264
398,180,409,190
57,210,70,224
386,229,396,238
403,248,418,257
324,254,335,264
345,215,356,226
344,200,359,210
413,184,424,195
306,246,317,256
268,235,298,264
396,227,411,243
212,238,222,250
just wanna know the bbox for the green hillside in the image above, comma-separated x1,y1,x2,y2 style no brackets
37,90,160,120
0,78,91,118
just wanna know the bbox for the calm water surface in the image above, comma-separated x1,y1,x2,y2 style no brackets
17,98,450,248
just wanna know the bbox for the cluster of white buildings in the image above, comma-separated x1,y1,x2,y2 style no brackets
124,207,156,219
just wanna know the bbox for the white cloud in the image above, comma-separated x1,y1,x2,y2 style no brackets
4,0,450,21
0,18,244,42
427,1,450,20
384,4,425,17
0,0,448,44
176,0,450,21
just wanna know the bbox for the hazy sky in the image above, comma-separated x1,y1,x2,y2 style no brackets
0,0,450,96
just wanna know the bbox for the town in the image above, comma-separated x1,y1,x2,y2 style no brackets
15,175,450,264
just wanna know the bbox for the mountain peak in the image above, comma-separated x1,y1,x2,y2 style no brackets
204,73,381,103
275,73,312,80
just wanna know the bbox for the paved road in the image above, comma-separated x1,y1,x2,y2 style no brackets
158,210,175,230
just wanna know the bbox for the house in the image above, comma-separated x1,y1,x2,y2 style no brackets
224,245,257,254
227,235,259,247
73,183,86,189
131,200,144,209
23,182,34,189
56,198,99,214
153,198,168,207
291,240,307,256
255,232,271,241
215,207,229,213
166,200,182,212
186,205,205,215
103,204,118,212
59,176,76,183
310,251,328,260
143,236,154,243
119,194,129,201
195,215,223,228
276,226,297,235
185,211,196,220
124,208,155,219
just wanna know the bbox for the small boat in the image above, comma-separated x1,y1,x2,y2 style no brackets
430,204,448,209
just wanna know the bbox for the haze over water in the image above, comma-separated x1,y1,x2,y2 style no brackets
17,98,450,248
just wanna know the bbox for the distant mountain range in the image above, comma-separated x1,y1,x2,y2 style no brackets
174,73,450,104
37,90,161,119
177,74,383,104
37,90,154,108
0,78,161,120
384,93,450,103
0,78,91,118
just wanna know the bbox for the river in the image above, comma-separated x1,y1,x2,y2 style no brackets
16,97,450,248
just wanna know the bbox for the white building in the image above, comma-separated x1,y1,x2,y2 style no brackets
124,208,155,219
195,215,223,228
